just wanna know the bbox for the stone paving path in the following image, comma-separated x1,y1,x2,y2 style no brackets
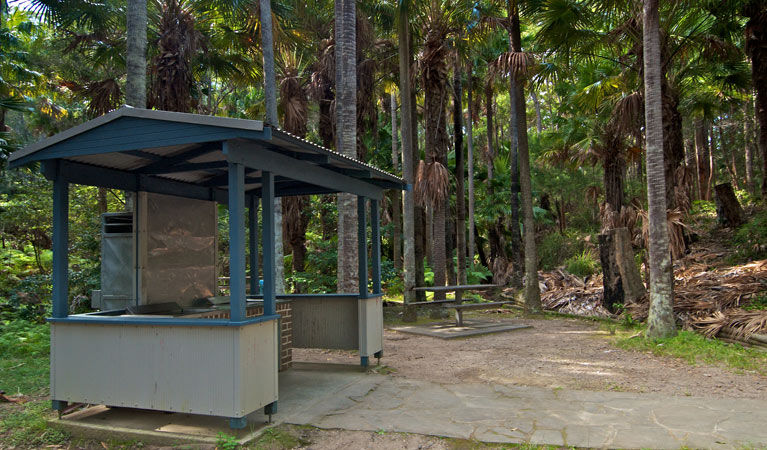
279,366,767,449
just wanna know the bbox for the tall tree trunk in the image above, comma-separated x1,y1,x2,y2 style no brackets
466,65,476,272
720,120,740,190
531,90,543,134
508,0,541,312
97,188,108,214
744,2,767,198
335,0,358,293
507,33,523,289
397,3,416,311
745,98,756,195
643,0,676,339
454,53,467,285
390,91,402,271
126,0,147,108
411,52,426,301
695,118,711,200
661,84,686,210
260,0,285,294
603,135,626,214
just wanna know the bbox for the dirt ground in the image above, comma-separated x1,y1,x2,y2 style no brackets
294,314,767,400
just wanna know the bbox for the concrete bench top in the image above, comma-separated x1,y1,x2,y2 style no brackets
412,284,500,292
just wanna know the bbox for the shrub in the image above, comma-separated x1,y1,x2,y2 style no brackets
564,250,600,278
731,209,767,262
538,230,594,270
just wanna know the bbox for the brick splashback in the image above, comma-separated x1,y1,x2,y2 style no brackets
199,301,292,371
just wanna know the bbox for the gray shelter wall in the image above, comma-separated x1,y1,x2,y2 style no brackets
137,192,217,307
289,296,359,349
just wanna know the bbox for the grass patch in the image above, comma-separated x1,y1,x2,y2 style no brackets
0,321,50,396
564,250,600,278
0,401,69,447
615,330,767,374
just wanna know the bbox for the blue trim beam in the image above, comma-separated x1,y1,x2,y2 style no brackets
261,171,276,316
44,160,229,203
249,195,260,295
358,196,368,297
228,159,247,322
225,140,384,200
47,314,281,327
52,167,69,319
371,199,381,295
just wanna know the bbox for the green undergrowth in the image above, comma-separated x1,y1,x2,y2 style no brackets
0,401,69,447
0,321,50,396
615,329,767,374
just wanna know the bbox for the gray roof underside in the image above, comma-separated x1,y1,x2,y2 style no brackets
8,107,405,196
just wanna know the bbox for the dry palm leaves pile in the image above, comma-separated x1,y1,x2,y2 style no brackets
503,245,767,344
502,270,612,317
624,256,767,340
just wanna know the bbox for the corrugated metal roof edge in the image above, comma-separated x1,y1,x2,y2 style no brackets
265,125,404,184
8,106,264,164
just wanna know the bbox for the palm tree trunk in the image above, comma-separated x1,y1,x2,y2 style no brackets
531,90,543,134
506,32,523,289
603,135,626,213
745,98,756,195
260,0,285,294
390,92,402,271
397,2,416,312
744,2,767,198
454,54,467,285
643,0,676,339
695,118,711,200
466,65,476,272
508,0,541,312
335,0,358,293
126,0,147,108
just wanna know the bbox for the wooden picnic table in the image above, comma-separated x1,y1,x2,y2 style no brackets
412,284,500,303
408,284,509,326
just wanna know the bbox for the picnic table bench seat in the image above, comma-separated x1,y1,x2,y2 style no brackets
445,301,514,326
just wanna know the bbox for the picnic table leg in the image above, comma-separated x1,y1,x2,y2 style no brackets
455,290,462,303
455,309,463,327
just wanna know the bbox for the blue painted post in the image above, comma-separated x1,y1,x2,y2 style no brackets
249,195,260,295
371,199,381,295
358,196,368,297
52,172,69,318
228,161,246,322
261,171,276,316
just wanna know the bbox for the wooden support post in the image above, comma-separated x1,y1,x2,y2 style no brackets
262,171,276,316
52,171,69,318
358,196,368,297
371,199,381,295
249,195,260,295
227,161,246,322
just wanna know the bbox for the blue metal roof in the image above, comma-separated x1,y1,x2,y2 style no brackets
9,106,406,199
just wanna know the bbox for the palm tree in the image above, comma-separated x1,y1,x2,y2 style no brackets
453,49,467,284
335,0,358,294
416,0,453,299
397,0,417,316
126,0,147,108
743,1,767,198
150,0,200,112
643,0,676,339
259,0,286,294
505,0,541,312
278,50,311,291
